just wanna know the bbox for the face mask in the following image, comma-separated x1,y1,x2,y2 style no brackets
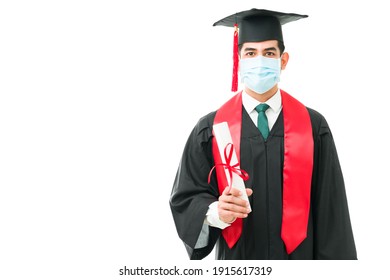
239,56,281,94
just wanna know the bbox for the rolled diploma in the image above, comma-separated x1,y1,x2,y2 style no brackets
213,122,251,212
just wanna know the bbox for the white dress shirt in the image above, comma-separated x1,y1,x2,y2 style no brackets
242,88,282,131
195,90,283,248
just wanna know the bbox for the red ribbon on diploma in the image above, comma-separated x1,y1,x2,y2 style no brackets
208,143,249,192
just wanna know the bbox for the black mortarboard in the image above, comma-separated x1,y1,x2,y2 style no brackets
213,9,308,91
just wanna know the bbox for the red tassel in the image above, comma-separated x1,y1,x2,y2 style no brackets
231,24,239,92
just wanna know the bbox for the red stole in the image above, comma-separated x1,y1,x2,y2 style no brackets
211,90,314,254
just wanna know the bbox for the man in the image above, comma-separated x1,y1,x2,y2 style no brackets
169,8,357,260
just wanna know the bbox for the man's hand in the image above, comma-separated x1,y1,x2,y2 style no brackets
218,187,253,224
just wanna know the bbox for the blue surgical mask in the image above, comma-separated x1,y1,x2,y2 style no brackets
239,56,281,94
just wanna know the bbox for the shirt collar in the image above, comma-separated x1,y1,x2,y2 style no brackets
242,89,282,114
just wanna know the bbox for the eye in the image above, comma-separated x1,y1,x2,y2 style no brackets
245,51,256,57
264,51,276,57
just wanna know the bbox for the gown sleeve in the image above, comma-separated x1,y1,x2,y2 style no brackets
311,112,357,259
169,112,222,260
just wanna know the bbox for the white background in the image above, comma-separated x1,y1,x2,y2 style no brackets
1,0,389,279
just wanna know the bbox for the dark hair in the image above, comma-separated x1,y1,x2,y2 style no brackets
238,40,285,56
278,41,285,54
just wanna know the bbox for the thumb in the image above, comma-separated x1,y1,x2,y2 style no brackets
223,186,232,195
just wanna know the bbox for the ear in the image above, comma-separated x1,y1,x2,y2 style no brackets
281,52,289,70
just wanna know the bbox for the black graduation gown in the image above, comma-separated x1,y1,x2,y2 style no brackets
169,106,357,260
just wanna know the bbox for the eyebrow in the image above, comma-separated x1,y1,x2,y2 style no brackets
243,47,258,52
243,47,278,52
264,47,277,52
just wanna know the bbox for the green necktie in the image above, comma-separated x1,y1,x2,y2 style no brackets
255,103,270,140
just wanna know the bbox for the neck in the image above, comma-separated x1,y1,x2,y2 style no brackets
245,84,279,102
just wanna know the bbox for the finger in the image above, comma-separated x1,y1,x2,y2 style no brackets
246,188,253,197
222,186,244,197
228,187,243,197
219,201,251,214
219,194,249,208
219,209,248,220
222,186,232,195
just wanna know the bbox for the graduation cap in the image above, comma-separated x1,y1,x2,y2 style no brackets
213,9,308,92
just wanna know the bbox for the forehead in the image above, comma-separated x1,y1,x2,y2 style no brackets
241,40,279,50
